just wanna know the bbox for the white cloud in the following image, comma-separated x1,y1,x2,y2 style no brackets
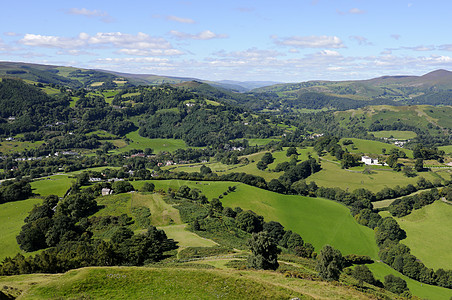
390,34,401,40
350,36,373,46
438,44,452,51
169,30,228,40
67,8,114,23
166,15,196,24
20,32,177,54
273,35,345,49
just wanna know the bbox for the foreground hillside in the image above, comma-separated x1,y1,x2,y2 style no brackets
0,264,405,300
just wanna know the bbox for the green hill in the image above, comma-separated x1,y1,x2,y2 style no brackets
133,180,379,258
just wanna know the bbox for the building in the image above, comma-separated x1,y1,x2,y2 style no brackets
102,188,113,196
361,156,380,165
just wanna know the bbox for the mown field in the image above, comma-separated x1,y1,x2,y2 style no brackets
132,180,379,258
393,201,452,270
0,198,41,260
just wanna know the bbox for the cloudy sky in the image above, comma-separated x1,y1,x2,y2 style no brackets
1,0,452,82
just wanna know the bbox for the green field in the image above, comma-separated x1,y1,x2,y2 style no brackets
0,198,41,260
340,138,413,158
30,175,74,197
133,180,378,258
0,140,45,154
308,160,440,192
439,145,452,154
368,262,452,300
158,224,218,248
369,130,417,140
110,130,188,154
30,174,74,197
395,201,452,270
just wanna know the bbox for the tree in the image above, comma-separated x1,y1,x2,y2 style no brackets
247,232,280,270
263,221,285,243
140,182,155,193
236,210,264,233
112,181,134,194
384,274,409,295
268,179,286,194
315,245,344,281
414,158,424,172
200,165,212,175
352,265,380,286
286,147,298,157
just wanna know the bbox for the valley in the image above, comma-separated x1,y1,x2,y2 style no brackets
0,62,452,299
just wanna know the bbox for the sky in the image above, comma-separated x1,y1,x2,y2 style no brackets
1,0,452,82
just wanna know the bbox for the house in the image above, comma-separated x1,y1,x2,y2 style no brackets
89,177,102,182
102,188,113,196
361,156,380,166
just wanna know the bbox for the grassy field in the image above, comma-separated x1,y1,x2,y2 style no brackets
0,140,44,154
0,265,385,300
394,201,452,270
308,160,440,192
109,130,188,154
30,174,74,197
340,138,413,158
439,145,452,154
0,198,41,260
158,224,218,248
133,180,378,258
368,262,452,300
369,130,417,140
94,193,182,227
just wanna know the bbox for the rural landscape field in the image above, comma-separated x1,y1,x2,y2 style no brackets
1,1,452,299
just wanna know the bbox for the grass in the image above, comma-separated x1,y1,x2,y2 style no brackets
0,140,44,154
134,180,378,258
0,198,42,260
368,262,452,300
369,130,417,140
439,145,452,154
395,201,452,270
30,175,74,197
158,224,218,249
109,130,188,154
340,138,413,158
0,264,407,300
308,160,439,192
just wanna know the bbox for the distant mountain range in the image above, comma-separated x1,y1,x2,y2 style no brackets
1,61,452,108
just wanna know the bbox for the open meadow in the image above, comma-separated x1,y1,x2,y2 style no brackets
0,198,41,260
394,201,452,270
30,174,74,197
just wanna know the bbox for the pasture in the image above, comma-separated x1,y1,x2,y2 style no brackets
369,130,417,140
30,174,74,197
340,138,413,158
308,160,440,192
395,201,452,270
109,130,187,154
0,198,41,260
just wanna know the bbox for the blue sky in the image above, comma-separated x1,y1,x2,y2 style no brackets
1,0,451,82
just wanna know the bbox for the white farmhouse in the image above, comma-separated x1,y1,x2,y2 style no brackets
361,156,380,165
